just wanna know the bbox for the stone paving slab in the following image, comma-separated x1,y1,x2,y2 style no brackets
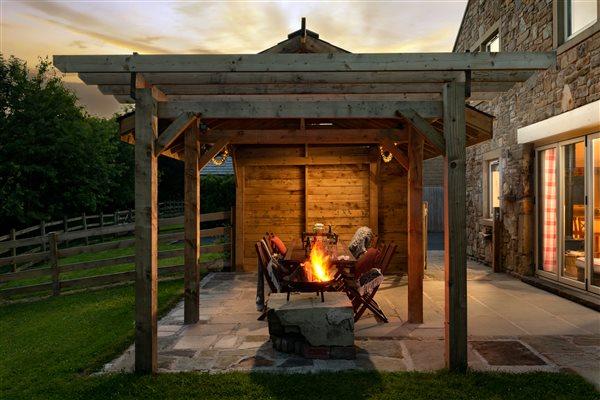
102,264,600,390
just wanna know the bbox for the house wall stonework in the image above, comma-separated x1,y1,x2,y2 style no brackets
455,0,600,275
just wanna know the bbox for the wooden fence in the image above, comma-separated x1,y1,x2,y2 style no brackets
0,201,184,258
0,211,232,298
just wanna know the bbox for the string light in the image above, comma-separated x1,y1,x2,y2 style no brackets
210,148,229,166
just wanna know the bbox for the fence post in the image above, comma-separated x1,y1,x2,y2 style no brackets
40,220,47,252
63,216,70,247
49,232,60,296
82,213,89,246
99,211,104,241
114,209,119,225
10,228,16,272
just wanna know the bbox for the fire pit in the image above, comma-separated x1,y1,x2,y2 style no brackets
286,238,338,302
286,280,332,302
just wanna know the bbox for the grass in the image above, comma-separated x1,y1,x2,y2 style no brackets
0,281,598,400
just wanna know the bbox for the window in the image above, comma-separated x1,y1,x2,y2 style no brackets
488,160,501,218
554,0,600,50
469,22,501,53
482,150,502,220
484,33,500,52
566,0,598,38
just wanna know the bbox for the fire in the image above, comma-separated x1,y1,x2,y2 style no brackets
306,241,332,282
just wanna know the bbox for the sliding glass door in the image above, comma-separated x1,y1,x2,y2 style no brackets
537,135,600,294
589,135,600,294
559,139,585,288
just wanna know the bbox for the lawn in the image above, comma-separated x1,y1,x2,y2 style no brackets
1,279,598,400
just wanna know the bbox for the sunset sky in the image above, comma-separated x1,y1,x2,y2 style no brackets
1,1,468,117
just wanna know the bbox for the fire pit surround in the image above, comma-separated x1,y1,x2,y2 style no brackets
269,235,355,359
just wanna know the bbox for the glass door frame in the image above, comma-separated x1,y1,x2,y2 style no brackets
557,137,586,290
587,133,600,295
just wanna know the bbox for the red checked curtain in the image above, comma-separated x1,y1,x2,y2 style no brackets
542,148,557,272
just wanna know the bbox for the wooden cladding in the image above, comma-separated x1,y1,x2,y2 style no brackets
238,144,407,273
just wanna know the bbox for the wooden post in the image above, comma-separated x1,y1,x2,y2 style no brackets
10,228,16,272
423,202,428,270
63,216,69,247
369,146,380,235
49,232,60,296
408,128,424,324
493,207,502,273
99,211,104,242
443,80,467,373
82,213,89,246
234,167,245,271
40,220,46,252
230,206,235,270
184,122,201,324
134,86,159,373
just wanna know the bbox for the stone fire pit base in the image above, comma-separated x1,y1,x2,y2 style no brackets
267,292,355,359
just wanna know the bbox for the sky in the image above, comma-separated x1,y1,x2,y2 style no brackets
1,0,468,117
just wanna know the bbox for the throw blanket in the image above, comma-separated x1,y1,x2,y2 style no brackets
348,227,374,259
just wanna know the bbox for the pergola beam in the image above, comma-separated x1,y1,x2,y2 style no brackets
159,100,443,119
54,52,556,73
199,129,405,145
398,109,446,154
155,112,199,156
79,70,534,86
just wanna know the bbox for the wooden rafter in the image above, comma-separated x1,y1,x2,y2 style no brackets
397,109,446,154
379,137,409,170
154,112,199,156
198,137,230,171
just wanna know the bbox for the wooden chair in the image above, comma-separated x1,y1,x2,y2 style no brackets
346,242,397,322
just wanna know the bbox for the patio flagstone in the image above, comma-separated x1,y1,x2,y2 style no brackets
102,256,600,390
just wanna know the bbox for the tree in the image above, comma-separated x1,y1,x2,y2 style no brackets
0,55,124,230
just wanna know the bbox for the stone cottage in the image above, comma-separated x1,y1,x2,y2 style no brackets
455,0,600,298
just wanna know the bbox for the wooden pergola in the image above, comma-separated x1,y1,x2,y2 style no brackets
54,24,554,374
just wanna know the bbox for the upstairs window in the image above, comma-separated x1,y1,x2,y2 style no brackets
484,33,500,52
554,0,600,50
566,0,598,38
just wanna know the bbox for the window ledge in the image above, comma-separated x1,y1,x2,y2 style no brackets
480,218,494,227
557,21,600,55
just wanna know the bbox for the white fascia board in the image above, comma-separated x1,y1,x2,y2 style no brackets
518,100,600,144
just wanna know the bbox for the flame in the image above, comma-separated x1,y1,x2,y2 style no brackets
306,241,332,282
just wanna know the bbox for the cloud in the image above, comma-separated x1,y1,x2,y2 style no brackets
29,14,172,54
70,40,87,49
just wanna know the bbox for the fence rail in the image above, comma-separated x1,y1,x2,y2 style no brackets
0,210,232,298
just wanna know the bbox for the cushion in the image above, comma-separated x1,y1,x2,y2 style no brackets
270,236,288,256
355,248,380,279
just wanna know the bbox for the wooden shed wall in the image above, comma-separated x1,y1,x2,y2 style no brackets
378,161,408,272
235,144,407,273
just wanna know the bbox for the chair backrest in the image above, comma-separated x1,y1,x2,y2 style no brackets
255,241,278,293
375,243,397,274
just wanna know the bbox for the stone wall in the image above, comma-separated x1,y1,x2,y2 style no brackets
455,0,600,274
